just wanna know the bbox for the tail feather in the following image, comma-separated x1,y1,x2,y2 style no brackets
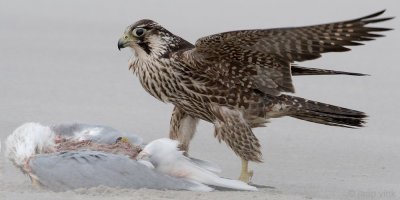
291,110,366,128
291,65,368,76
207,176,257,191
283,95,367,128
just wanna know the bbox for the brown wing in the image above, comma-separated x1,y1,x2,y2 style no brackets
179,10,392,96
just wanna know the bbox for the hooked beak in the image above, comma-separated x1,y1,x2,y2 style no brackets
118,33,134,50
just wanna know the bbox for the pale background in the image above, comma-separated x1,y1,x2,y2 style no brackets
0,0,399,199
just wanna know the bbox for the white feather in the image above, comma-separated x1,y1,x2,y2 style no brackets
137,160,155,169
138,138,257,191
5,122,55,167
71,126,103,141
189,157,222,174
185,180,214,192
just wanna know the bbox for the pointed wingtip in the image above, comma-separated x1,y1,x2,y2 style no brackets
355,9,390,22
364,9,386,19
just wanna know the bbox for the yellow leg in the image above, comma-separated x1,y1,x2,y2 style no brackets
238,159,253,183
31,176,41,189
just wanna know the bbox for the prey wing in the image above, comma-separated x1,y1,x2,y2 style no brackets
30,150,205,191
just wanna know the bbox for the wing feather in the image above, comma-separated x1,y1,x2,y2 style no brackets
179,10,392,95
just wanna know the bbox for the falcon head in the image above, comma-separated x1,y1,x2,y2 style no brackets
118,19,193,58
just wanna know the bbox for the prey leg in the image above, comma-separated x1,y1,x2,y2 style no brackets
30,176,41,189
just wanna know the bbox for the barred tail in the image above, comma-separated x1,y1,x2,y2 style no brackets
284,95,367,128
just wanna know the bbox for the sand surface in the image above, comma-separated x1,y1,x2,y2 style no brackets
1,0,399,199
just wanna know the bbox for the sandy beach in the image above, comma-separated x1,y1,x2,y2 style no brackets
1,0,399,199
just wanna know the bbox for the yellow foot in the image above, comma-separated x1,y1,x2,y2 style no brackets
31,176,41,189
238,159,253,183
238,169,253,183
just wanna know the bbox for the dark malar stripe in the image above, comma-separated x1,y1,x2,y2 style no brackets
138,40,151,54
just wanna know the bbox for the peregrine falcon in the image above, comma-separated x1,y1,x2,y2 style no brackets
118,10,392,183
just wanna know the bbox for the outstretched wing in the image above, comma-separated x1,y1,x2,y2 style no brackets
180,10,392,96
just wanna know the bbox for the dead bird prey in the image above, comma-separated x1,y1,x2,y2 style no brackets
6,123,256,191
117,10,392,183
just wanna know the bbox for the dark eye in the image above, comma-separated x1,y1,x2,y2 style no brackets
133,28,146,37
136,29,144,36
